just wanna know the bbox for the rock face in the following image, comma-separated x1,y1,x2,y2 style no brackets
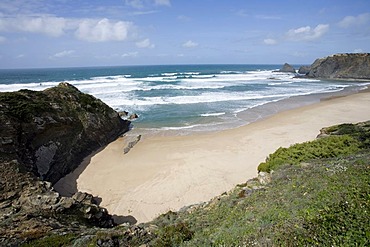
0,83,131,245
307,53,370,79
0,160,118,245
0,82,130,184
298,65,311,75
279,63,296,73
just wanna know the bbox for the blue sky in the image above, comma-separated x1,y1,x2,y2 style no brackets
0,0,369,68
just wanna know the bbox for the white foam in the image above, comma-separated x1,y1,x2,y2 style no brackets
200,112,226,117
161,72,177,76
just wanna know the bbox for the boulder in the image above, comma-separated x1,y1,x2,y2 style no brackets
279,63,296,73
128,113,139,120
118,111,129,118
298,65,311,75
123,135,142,154
257,171,272,185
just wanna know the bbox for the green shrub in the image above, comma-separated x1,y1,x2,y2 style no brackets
0,91,53,121
324,121,370,149
21,233,76,247
258,135,360,172
154,222,194,246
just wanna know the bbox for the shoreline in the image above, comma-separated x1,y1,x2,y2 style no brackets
54,87,370,224
127,83,369,138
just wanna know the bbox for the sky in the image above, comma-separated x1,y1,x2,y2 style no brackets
0,0,369,69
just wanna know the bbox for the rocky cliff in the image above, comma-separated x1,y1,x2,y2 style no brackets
0,83,130,245
0,82,130,184
279,63,296,73
307,53,370,80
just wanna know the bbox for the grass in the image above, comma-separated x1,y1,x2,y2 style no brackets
147,152,369,247
21,233,76,247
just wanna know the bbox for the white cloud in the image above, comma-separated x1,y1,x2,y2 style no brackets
353,48,363,53
51,50,75,58
125,0,170,8
183,40,198,48
125,0,144,9
0,36,6,42
0,15,135,42
136,38,155,48
16,54,25,58
0,15,67,37
131,10,158,16
154,0,171,6
256,15,281,20
177,15,191,21
286,24,329,41
236,9,248,17
75,18,133,42
263,38,277,45
293,52,307,57
122,51,138,57
338,13,370,28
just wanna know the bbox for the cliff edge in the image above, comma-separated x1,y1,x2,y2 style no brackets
0,82,130,184
0,83,130,245
307,53,370,80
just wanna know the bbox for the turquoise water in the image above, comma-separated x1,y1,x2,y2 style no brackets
0,64,367,134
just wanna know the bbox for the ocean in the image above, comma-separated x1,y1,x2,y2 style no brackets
0,64,368,136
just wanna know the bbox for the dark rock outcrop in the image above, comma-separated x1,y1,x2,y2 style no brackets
298,65,311,75
0,160,115,244
0,83,131,245
123,135,142,154
128,113,139,120
0,82,130,184
307,53,370,80
279,63,296,73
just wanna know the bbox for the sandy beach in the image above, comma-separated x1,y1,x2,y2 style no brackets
54,89,370,224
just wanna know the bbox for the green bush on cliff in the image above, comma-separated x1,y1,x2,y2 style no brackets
154,222,194,246
258,135,360,172
0,91,53,121
21,233,76,247
324,122,370,149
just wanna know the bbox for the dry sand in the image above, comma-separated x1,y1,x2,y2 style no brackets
55,90,370,223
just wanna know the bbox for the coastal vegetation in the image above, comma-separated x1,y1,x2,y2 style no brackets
140,121,370,246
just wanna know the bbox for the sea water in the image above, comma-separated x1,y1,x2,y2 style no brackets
0,64,367,135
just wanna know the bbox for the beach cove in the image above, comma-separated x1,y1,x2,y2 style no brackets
54,88,370,223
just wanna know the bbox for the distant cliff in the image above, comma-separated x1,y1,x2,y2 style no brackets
307,53,370,80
